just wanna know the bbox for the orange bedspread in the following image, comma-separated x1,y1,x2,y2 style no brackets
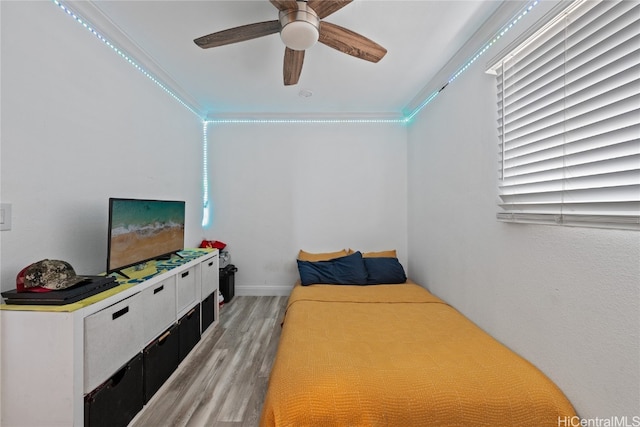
260,282,576,426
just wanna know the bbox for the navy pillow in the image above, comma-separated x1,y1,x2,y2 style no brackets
297,251,368,286
363,257,407,284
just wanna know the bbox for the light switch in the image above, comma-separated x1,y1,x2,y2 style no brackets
1,203,12,231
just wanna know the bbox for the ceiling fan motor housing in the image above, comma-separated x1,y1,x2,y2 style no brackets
279,1,320,51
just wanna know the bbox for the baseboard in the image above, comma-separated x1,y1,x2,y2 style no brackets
234,285,293,296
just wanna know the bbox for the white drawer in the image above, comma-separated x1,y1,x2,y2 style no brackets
176,266,197,316
84,293,144,393
201,255,219,297
141,277,176,345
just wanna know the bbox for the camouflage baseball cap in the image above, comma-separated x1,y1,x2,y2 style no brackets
16,260,88,293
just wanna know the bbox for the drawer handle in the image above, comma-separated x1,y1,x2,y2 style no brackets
110,364,128,387
153,285,164,294
158,330,171,343
208,261,214,267
112,306,129,320
181,271,189,278
187,307,197,318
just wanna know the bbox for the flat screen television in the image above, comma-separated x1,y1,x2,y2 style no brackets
107,198,185,276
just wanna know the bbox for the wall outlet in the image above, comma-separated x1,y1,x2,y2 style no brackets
1,203,12,231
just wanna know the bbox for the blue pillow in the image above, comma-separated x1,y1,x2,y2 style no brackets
297,251,368,286
363,257,407,284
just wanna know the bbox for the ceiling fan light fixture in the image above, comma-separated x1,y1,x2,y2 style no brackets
279,2,320,51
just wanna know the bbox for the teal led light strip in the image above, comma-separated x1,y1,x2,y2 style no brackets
448,0,539,84
202,121,211,227
51,0,201,119
405,0,539,121
204,118,407,124
404,90,441,123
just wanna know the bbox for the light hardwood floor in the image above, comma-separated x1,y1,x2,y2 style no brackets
130,296,288,427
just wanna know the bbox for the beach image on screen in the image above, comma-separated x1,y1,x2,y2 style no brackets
109,199,185,271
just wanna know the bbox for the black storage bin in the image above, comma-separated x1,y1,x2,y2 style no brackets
219,264,237,303
201,291,215,333
178,304,201,362
84,352,144,427
143,323,180,403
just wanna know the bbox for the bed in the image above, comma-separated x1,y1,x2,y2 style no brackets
260,251,576,426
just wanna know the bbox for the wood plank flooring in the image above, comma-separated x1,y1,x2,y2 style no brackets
130,296,288,427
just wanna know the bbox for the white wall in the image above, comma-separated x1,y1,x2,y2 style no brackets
0,1,204,290
406,38,640,418
206,122,407,295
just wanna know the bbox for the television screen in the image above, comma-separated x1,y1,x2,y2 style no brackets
107,198,185,274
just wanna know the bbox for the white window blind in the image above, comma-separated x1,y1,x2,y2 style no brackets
493,0,640,229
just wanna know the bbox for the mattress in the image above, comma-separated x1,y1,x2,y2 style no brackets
260,281,576,426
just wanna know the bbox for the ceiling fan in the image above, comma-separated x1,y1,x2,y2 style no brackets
194,0,387,86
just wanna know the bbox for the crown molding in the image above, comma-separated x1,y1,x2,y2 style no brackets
60,0,205,117
204,111,407,123
402,0,565,118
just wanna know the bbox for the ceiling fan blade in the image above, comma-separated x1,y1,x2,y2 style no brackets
318,21,387,63
283,48,305,86
194,20,280,49
307,0,352,19
270,0,298,11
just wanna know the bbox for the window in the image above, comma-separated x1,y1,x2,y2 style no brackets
490,0,639,229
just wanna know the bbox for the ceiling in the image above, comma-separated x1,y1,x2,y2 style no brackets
69,1,506,119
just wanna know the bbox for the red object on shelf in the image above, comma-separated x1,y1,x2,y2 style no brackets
199,240,226,250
